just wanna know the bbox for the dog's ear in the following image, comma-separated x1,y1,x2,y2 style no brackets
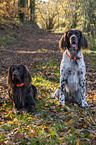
59,32,68,52
7,66,13,87
23,65,32,85
79,31,89,49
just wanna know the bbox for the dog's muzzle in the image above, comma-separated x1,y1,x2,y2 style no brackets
70,35,78,50
12,72,21,81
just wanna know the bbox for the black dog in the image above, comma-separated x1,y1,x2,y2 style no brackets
8,64,37,112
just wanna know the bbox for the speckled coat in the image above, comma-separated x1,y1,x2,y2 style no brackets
59,50,88,107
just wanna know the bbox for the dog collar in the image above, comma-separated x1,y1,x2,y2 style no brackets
12,82,25,87
67,52,81,60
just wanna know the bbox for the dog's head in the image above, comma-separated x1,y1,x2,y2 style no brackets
59,29,88,54
8,64,31,87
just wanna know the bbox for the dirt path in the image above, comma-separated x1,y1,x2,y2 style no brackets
0,31,62,75
0,26,96,104
0,25,96,145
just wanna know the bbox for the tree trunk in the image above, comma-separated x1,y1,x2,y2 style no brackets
71,12,77,29
18,0,26,23
30,0,35,22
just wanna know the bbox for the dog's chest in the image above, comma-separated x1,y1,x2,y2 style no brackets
13,87,26,106
66,65,79,92
62,59,80,92
61,51,85,93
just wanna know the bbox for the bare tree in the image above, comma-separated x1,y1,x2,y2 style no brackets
18,0,26,23
30,0,35,22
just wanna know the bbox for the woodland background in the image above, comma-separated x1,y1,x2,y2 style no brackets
0,0,96,145
0,0,96,49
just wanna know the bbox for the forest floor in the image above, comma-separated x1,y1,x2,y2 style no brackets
0,22,96,145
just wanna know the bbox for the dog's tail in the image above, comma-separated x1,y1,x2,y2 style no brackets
51,88,60,99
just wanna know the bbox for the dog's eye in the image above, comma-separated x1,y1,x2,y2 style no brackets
75,32,80,37
11,67,14,72
68,32,72,37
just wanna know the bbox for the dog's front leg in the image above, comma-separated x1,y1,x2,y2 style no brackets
25,87,36,112
59,72,66,106
79,73,88,108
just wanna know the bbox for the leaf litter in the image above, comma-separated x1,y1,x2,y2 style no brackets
0,23,96,144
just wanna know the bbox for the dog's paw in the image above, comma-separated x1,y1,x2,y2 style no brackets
59,95,65,106
82,102,89,108
59,100,65,106
27,105,35,113
59,102,65,107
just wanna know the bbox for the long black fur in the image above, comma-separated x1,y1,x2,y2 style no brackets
8,64,37,112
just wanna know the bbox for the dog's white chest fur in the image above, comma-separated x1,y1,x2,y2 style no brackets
65,67,79,92
60,50,84,93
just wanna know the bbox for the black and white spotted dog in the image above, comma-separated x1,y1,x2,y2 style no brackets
58,29,89,108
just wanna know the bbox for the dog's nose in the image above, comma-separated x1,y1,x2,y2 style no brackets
13,72,17,76
70,35,78,44
71,36,76,42
72,36,76,39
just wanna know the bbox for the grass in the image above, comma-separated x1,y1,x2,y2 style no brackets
0,22,96,144
0,32,17,48
0,54,96,144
